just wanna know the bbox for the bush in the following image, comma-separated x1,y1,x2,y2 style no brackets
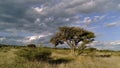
15,48,51,61
27,44,36,48
0,47,11,52
87,48,97,52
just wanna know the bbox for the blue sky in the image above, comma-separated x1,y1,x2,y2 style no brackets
0,0,120,50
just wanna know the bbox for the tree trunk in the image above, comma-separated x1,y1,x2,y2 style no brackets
78,42,87,55
66,40,77,56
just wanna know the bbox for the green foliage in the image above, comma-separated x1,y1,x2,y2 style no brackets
15,48,51,61
50,26,95,55
50,26,95,46
27,44,36,47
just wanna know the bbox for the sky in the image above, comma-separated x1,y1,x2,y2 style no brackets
0,0,120,50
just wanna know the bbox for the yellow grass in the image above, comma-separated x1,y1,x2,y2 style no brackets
0,47,120,68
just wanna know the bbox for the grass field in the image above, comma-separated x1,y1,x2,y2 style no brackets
0,46,120,68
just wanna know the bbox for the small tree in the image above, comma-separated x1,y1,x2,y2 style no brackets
50,26,95,55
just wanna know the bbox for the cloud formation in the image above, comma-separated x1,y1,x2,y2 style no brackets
89,41,120,50
1,0,120,33
106,22,120,27
0,0,120,49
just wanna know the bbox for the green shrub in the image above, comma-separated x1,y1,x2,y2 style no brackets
27,44,36,47
15,48,51,61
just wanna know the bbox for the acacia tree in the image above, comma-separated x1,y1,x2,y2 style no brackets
50,26,95,55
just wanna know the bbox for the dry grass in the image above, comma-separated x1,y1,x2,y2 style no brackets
0,47,120,68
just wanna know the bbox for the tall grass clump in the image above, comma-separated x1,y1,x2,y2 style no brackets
15,48,51,61
0,47,11,52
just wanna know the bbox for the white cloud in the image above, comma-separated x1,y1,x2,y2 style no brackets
88,40,120,50
106,22,120,27
110,41,120,45
0,37,6,41
27,35,46,41
83,17,92,24
35,18,41,24
33,7,43,13
117,4,120,9
93,15,106,22
25,33,53,43
106,23,117,27
82,15,106,26
90,40,120,46
64,18,70,21
5,29,18,32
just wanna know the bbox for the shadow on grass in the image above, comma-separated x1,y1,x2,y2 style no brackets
48,58,73,64
94,54,111,58
15,47,73,64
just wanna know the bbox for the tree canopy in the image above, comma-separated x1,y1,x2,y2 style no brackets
50,26,95,54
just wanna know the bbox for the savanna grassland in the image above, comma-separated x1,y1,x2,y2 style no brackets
0,45,120,68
